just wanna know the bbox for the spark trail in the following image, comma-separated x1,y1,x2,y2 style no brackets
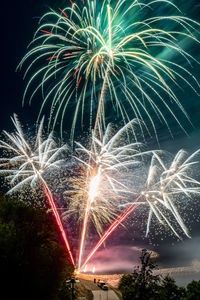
81,197,141,271
41,180,74,265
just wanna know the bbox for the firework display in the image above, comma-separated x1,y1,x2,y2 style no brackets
1,115,200,270
18,0,200,139
1,0,200,273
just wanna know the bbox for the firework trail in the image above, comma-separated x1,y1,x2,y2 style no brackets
80,148,200,269
81,197,141,270
0,114,75,265
18,0,200,140
64,119,151,269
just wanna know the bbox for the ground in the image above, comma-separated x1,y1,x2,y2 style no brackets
76,275,122,300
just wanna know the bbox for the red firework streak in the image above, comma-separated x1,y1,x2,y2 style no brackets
40,29,54,35
69,0,76,9
63,53,71,57
77,76,82,87
114,68,120,76
59,8,69,18
73,68,79,77
41,180,75,265
81,195,142,269
78,201,91,269
46,56,58,61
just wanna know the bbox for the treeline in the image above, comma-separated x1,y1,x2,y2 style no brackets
118,249,200,300
0,193,74,300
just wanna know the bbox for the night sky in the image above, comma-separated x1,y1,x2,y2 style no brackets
1,0,200,276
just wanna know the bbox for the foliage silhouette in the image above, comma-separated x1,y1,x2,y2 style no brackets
0,193,74,300
118,249,200,300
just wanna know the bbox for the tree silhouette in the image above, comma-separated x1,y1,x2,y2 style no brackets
159,275,186,300
183,280,200,300
119,249,160,300
0,193,74,300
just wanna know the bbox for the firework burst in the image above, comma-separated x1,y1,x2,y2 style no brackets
0,114,75,265
81,147,200,269
139,149,200,238
18,0,200,140
64,119,151,268
0,115,67,193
